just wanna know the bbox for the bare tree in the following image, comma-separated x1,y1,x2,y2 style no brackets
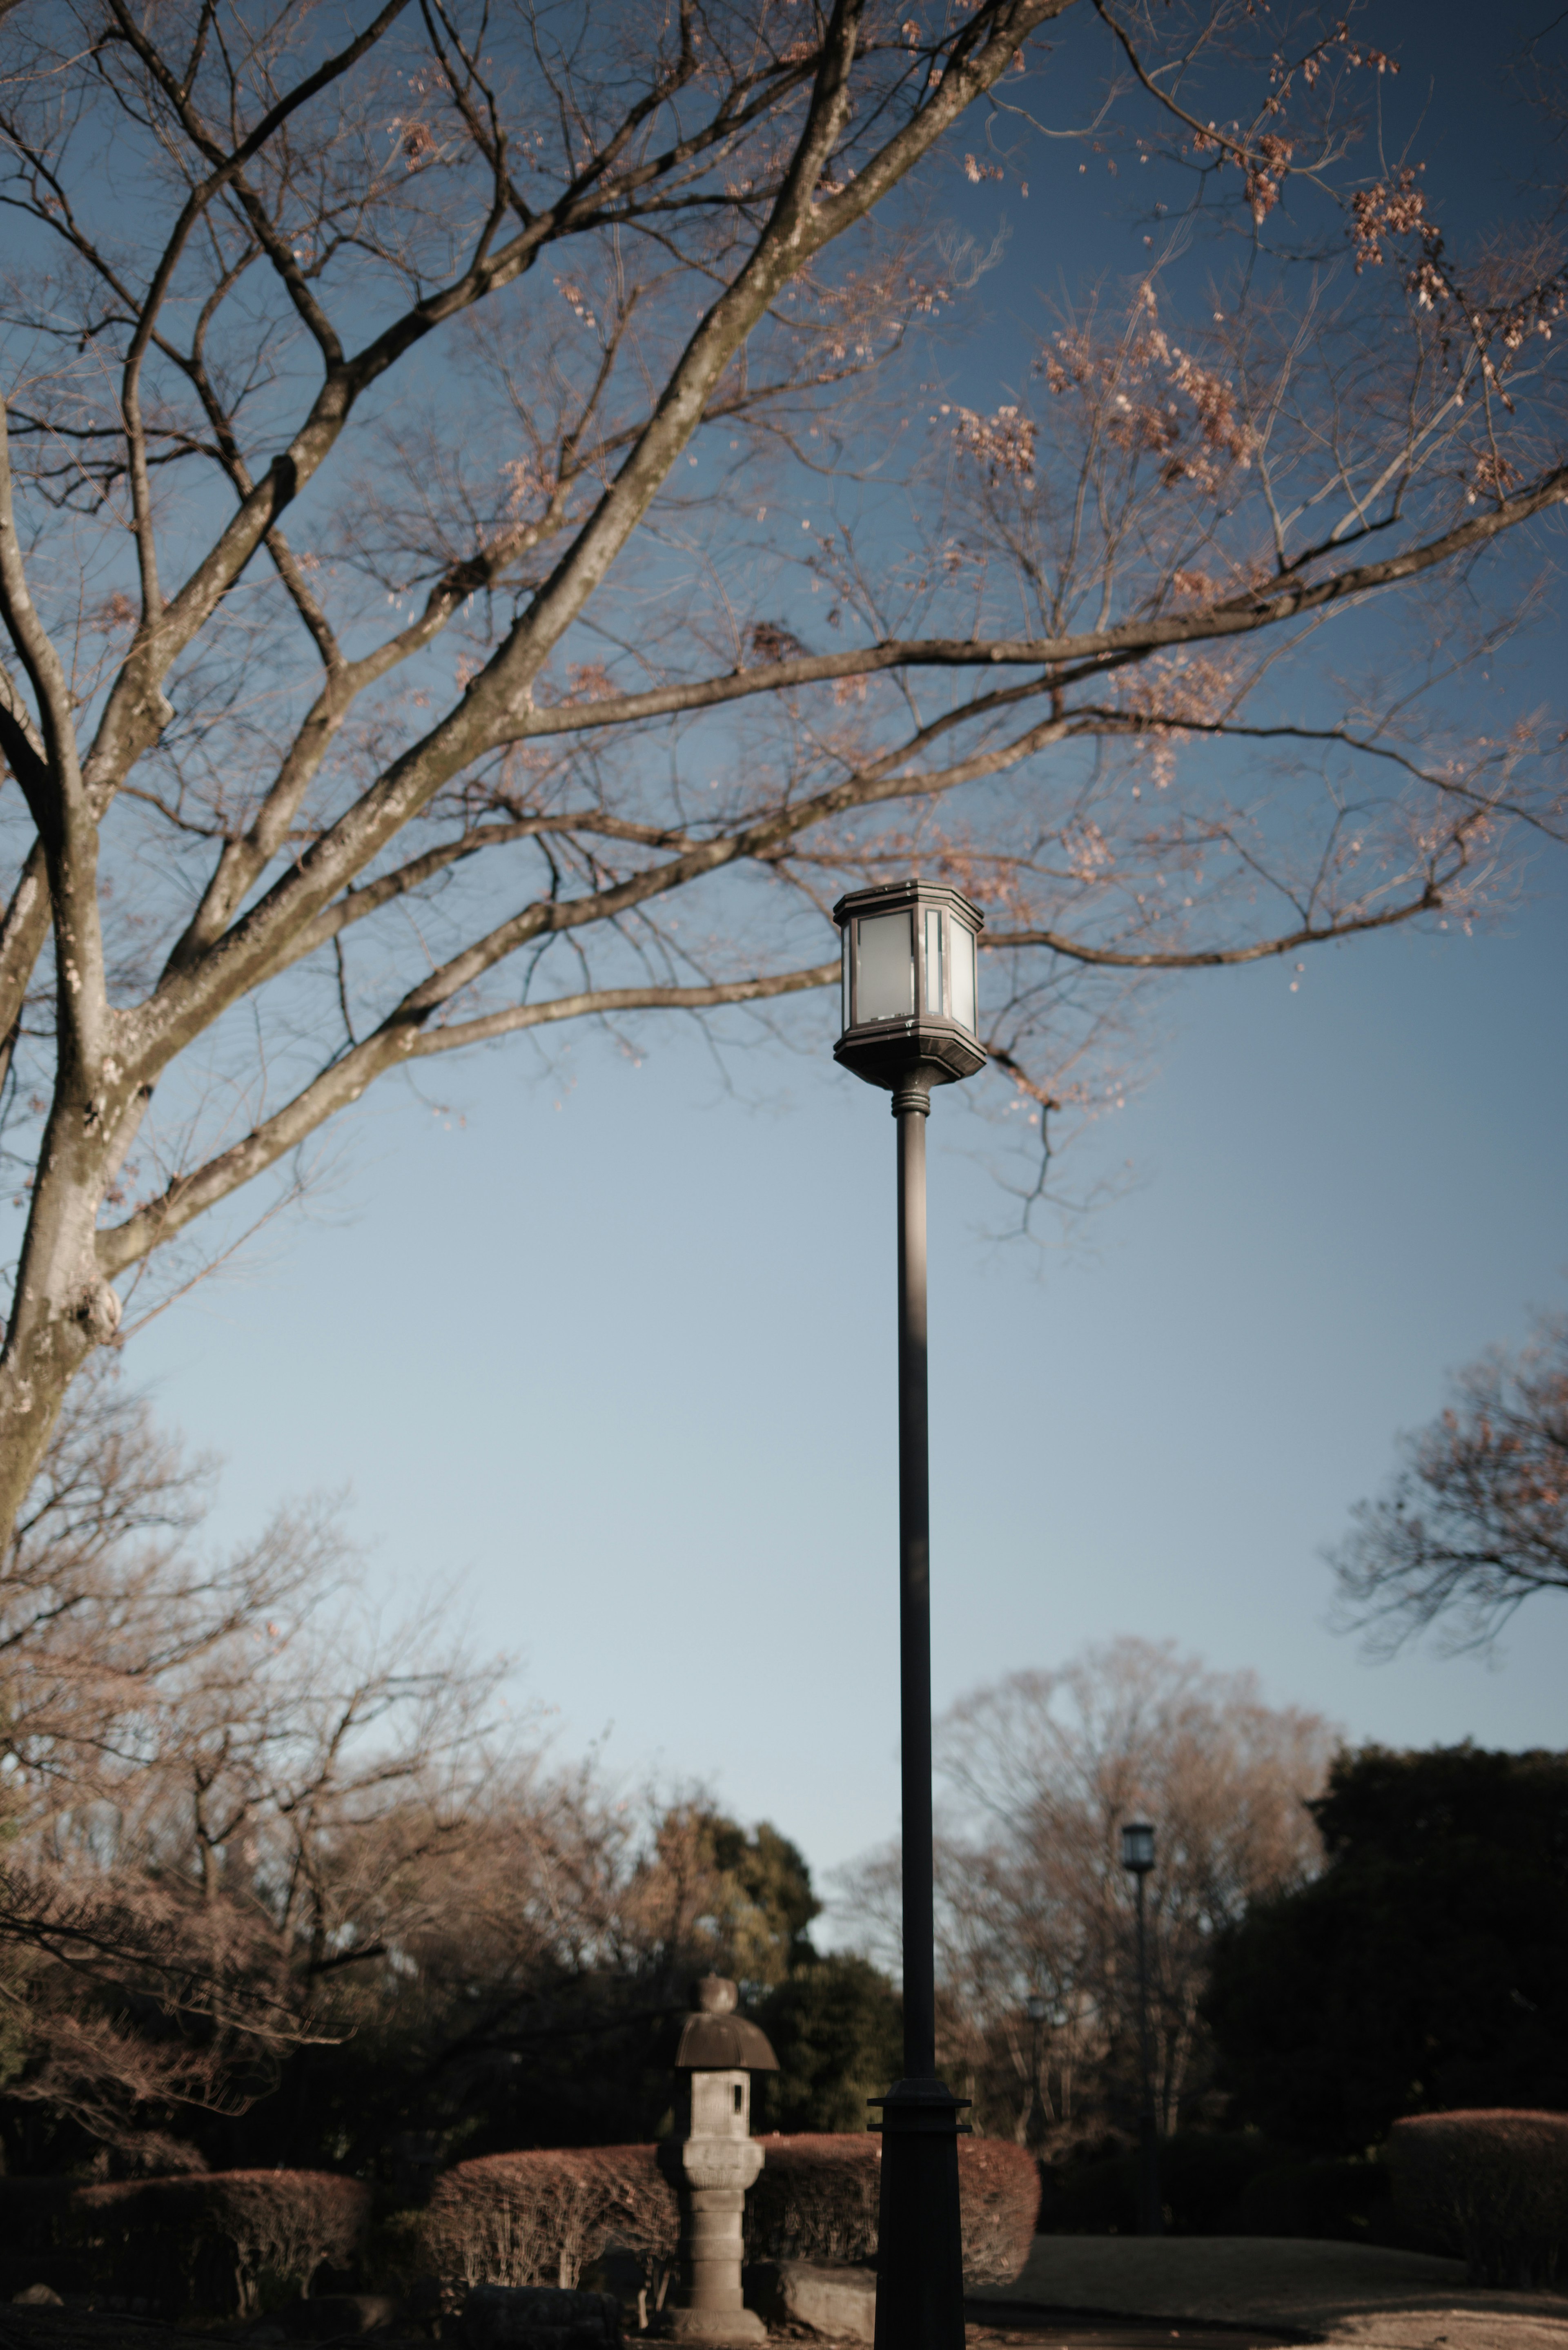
1329,1311,1568,1658
0,0,1565,1538
0,1362,514,2162
3,1363,337,1813
0,1370,831,2166
839,1638,1334,2145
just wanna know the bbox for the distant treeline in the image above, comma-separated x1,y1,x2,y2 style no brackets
1,1374,1562,2183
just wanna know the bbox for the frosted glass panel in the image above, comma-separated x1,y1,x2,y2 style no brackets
950,920,977,1032
841,927,851,1032
856,911,914,1021
924,907,944,1013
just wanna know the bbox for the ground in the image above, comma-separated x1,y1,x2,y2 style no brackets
964,2311,1296,2350
967,2238,1568,2350
0,2240,1563,2350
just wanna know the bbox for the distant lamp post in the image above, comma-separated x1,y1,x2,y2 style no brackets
1119,1821,1161,2237
832,878,986,2350
1025,1993,1050,2145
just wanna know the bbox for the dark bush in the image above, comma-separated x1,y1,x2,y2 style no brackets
71,2171,372,2317
1037,2147,1136,2236
0,2177,76,2253
1388,2109,1568,2287
1040,2133,1299,2236
1230,2158,1392,2243
752,1958,902,2134
459,2282,621,2350
1158,2134,1302,2236
0,2178,84,2301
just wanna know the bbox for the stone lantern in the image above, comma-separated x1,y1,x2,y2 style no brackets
659,1975,778,2344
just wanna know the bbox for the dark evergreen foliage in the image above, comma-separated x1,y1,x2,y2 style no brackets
752,1956,904,2135
1203,1746,1568,2152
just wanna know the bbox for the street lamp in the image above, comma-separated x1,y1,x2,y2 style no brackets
832,877,986,2350
1119,1820,1161,2237
1025,1993,1050,2146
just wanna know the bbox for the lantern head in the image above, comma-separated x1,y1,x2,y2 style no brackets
832,879,985,1093
1120,1821,1156,1875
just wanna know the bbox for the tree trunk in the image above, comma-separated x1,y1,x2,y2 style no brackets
0,1143,123,1538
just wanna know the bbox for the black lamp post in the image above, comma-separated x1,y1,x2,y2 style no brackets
832,877,986,2350
1119,1820,1161,2237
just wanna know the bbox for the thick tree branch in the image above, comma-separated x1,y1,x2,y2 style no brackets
97,962,836,1274
129,0,1070,1065
0,0,1560,1566
987,883,1449,970
0,838,50,1059
499,462,1568,741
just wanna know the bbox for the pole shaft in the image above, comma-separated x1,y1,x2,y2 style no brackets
895,1093,935,2081
873,1075,965,2350
1136,1871,1149,2114
1136,1870,1161,2234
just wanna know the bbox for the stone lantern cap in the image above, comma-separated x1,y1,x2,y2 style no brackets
674,1976,778,2071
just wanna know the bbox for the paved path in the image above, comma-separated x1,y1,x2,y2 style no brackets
966,2238,1568,2350
964,2307,1298,2350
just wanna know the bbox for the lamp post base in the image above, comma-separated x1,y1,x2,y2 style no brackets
1137,2112,1163,2237
869,2077,970,2350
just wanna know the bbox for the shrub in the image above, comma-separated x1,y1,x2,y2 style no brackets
71,2171,371,2317
956,2138,1040,2283
743,2135,1036,2284
1036,2146,1136,2236
0,2179,82,2300
413,2149,679,2296
1161,2135,1305,2235
0,2178,76,2254
744,2138,881,2270
1388,2109,1568,2288
1041,2132,1299,2237
1230,2157,1392,2243
1036,2131,1398,2242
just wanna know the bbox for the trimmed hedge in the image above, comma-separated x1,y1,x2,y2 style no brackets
416,2135,1038,2297
743,2138,880,2270
744,2136,1036,2283
412,2148,678,2296
955,2138,1041,2284
1388,2109,1568,2288
71,2171,372,2317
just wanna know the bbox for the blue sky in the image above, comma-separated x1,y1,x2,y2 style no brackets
93,0,1568,1899
128,876,1568,1888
